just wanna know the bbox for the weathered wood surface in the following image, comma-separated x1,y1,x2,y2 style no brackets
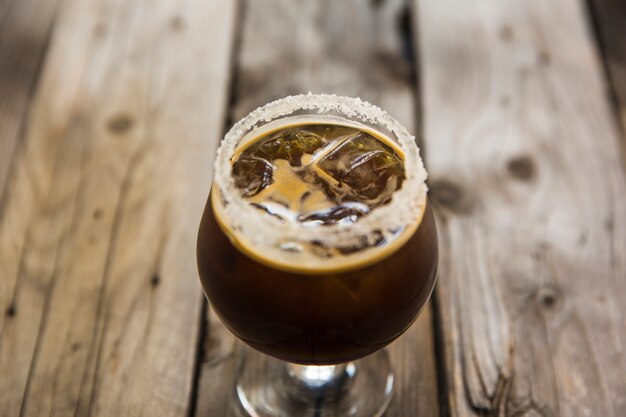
588,0,626,144
2,0,626,415
0,0,237,416
0,0,60,210
194,1,440,416
0,0,62,412
415,0,626,416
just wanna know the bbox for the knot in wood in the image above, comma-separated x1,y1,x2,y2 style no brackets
151,275,160,287
537,50,551,66
536,285,561,310
93,23,107,38
429,179,472,214
5,304,16,317
499,25,514,42
170,16,185,31
507,155,536,181
107,114,133,134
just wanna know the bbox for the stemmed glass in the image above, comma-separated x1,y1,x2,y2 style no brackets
197,94,438,417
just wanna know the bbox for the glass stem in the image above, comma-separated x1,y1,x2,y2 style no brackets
286,363,349,388
235,348,393,416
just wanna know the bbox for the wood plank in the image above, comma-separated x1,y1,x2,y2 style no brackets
194,1,440,416
588,0,626,146
0,0,60,196
0,0,237,416
0,0,62,413
194,306,240,416
414,0,626,415
0,0,60,339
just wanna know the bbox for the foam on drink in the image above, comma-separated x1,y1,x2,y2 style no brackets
211,95,428,273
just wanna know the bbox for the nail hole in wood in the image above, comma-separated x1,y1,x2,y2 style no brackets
71,343,81,352
6,304,16,317
499,25,514,42
507,155,535,181
536,286,561,310
107,114,133,134
542,293,556,308
170,16,185,31
93,23,107,38
538,50,551,65
93,208,103,219
604,218,614,231
151,275,160,287
499,96,510,108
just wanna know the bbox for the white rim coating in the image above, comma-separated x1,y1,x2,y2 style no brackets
212,93,428,273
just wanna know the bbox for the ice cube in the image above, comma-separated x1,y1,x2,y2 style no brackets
316,133,405,207
342,149,404,201
253,127,327,167
297,202,370,226
232,157,274,197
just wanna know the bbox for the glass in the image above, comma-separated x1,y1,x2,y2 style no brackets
197,94,438,416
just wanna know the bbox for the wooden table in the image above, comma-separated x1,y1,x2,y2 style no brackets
1,0,625,416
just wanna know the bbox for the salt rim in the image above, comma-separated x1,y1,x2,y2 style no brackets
213,93,428,256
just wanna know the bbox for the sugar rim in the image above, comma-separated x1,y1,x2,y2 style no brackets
213,93,428,261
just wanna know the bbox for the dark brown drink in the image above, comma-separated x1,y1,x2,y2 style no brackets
197,122,438,365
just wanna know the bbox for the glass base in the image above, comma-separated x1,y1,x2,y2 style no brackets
235,348,394,417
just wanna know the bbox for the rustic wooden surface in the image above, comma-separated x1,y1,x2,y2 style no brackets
416,0,626,416
0,0,236,416
0,0,60,198
0,0,62,412
1,0,625,416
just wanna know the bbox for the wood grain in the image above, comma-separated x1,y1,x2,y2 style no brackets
194,1,440,416
587,0,626,145
0,0,60,212
0,0,237,416
414,0,626,415
0,0,60,356
194,305,241,416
